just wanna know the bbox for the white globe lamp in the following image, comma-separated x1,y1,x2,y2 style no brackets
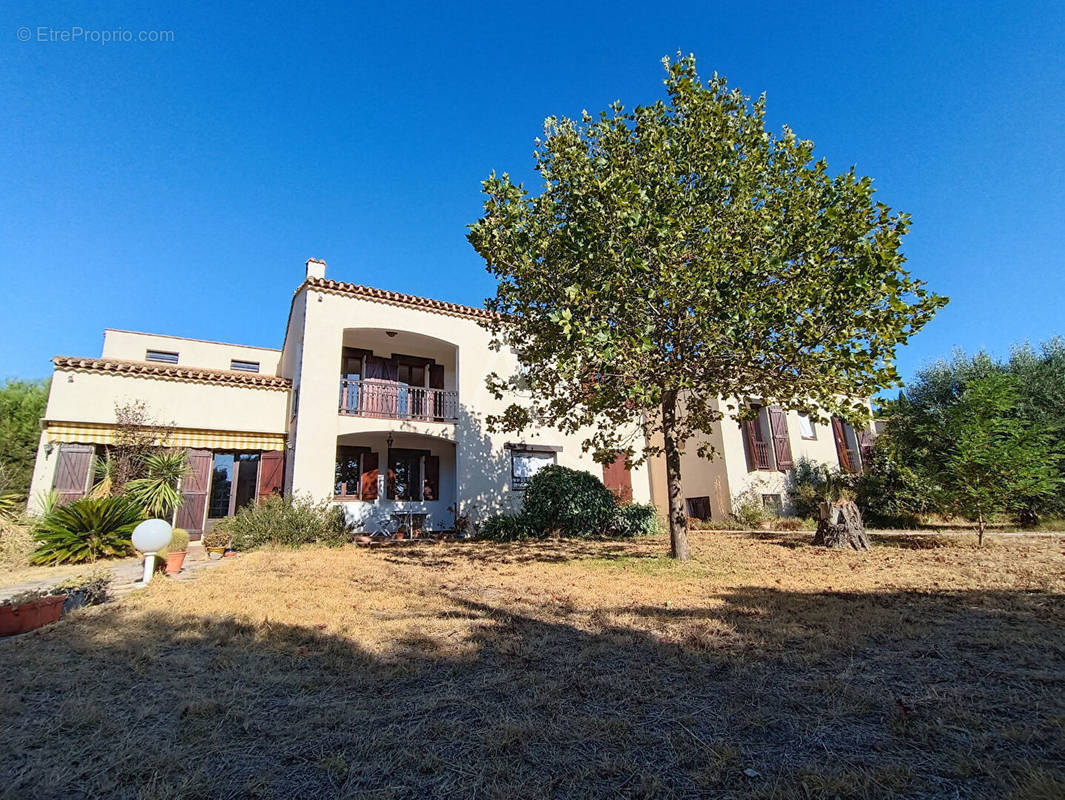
132,518,172,584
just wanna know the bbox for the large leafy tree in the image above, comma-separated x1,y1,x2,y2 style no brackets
468,55,945,559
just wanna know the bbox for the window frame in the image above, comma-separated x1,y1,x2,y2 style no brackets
146,349,179,364
797,413,817,440
230,359,260,373
510,449,556,491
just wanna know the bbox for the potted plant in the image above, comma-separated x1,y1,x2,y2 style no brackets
165,528,190,574
0,588,67,636
202,527,229,559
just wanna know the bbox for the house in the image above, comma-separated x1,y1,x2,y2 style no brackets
27,258,870,535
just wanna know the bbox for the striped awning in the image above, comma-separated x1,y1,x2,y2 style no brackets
44,421,286,451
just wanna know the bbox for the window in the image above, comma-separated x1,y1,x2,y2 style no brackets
762,493,783,516
742,405,774,471
385,448,439,501
230,359,260,373
511,449,556,490
686,496,711,521
146,350,179,364
798,413,817,440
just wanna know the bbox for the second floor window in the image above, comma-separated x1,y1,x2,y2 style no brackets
230,359,260,373
146,350,179,364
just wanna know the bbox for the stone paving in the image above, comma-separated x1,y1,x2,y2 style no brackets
0,542,230,603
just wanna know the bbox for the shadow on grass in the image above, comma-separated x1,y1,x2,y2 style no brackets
0,587,1063,798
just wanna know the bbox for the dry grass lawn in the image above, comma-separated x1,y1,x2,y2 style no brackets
1,531,1063,799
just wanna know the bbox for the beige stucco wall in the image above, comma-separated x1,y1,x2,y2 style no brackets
43,369,289,434
285,284,653,521
101,330,281,374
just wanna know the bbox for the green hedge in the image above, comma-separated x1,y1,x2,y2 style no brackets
609,503,660,537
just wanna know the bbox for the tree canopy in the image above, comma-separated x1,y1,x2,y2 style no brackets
469,54,946,558
0,378,49,500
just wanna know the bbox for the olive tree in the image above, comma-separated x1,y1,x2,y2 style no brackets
468,54,945,560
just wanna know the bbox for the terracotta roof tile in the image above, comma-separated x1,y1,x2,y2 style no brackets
52,357,291,390
303,277,496,321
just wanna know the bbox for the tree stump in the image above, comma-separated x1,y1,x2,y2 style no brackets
813,500,870,550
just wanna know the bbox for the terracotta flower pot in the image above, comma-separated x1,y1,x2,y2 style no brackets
165,550,187,575
0,595,66,636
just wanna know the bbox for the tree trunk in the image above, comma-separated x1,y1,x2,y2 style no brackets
977,513,985,547
813,500,870,551
661,390,691,561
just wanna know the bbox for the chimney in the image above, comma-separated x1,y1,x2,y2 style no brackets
305,257,326,280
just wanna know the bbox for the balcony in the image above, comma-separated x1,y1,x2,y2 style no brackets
339,378,459,423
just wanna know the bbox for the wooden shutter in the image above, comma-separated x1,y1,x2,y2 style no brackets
743,418,771,471
424,454,440,501
175,449,212,536
361,451,379,500
602,453,633,503
258,451,284,501
831,417,852,472
52,444,93,505
768,406,794,470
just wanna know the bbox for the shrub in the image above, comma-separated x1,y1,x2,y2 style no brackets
788,456,834,519
31,497,143,565
521,465,618,538
730,488,768,528
610,503,660,537
169,527,190,552
476,513,533,542
222,494,353,551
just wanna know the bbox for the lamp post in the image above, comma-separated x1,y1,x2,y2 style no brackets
132,519,172,585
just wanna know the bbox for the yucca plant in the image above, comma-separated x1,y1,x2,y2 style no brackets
124,450,189,518
90,453,116,498
31,496,144,565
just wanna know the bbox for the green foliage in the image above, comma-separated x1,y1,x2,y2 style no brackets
477,513,534,542
876,339,1065,525
220,494,353,551
609,503,660,537
0,378,49,500
919,373,1059,538
469,54,945,557
123,450,189,518
31,497,143,565
788,457,835,519
521,465,619,538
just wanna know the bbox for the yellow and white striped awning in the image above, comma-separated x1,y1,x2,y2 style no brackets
45,421,286,451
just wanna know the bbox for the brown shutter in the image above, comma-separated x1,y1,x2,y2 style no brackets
831,417,852,472
361,452,379,500
423,454,440,501
742,418,770,471
175,449,212,537
258,451,284,501
768,406,794,470
602,453,633,503
52,444,93,505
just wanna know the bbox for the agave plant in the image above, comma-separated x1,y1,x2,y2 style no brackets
31,496,144,565
124,450,189,518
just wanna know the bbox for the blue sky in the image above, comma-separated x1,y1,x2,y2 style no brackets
3,1,1063,390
